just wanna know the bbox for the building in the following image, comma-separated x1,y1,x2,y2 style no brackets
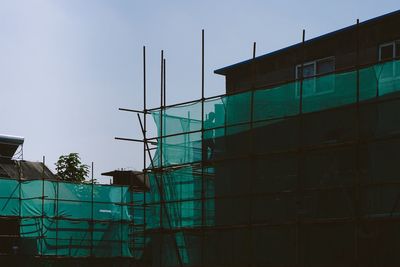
0,135,56,181
0,135,148,266
102,169,149,191
215,9,400,93
0,135,56,259
144,10,400,267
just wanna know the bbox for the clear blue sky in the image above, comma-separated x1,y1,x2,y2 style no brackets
0,0,398,183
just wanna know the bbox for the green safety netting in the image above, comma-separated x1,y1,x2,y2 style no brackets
0,59,398,266
146,59,400,266
150,59,400,168
0,178,147,258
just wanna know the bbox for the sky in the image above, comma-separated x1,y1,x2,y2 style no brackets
0,0,398,183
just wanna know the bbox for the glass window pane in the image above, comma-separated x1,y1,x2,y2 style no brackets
317,58,335,75
303,64,315,78
297,63,315,79
380,44,394,61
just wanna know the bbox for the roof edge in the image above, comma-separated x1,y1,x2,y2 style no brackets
214,9,400,75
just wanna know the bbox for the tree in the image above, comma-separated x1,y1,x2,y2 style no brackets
55,153,89,182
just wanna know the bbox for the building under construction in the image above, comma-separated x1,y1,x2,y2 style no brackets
130,9,400,267
0,9,400,267
0,135,148,266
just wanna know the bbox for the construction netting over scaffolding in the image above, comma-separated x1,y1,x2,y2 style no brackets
145,59,400,266
1,59,399,266
0,177,146,259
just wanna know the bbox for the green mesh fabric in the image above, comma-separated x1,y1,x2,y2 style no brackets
149,60,400,169
147,59,400,266
1,60,399,265
0,178,147,258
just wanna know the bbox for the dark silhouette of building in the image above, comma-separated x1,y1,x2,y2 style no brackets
146,10,400,267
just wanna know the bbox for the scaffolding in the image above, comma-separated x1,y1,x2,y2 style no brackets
0,170,148,266
123,31,400,266
0,25,398,267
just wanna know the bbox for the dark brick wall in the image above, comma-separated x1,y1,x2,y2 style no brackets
223,12,400,93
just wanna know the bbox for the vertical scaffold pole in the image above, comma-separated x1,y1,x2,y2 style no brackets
160,50,164,230
142,45,147,259
296,29,306,267
163,56,167,233
200,28,206,267
248,40,257,264
120,185,123,257
159,49,164,267
162,58,167,265
299,30,305,115
130,163,134,260
56,169,59,257
18,152,22,261
354,18,361,267
252,41,257,85
163,59,166,107
91,162,94,257
41,155,45,256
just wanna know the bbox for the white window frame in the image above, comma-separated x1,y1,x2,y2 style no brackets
295,56,335,98
378,41,400,81
378,41,396,61
296,61,316,78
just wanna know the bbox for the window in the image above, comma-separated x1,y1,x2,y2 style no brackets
317,57,335,75
379,40,400,61
296,57,335,97
379,43,395,61
379,40,400,80
297,62,315,78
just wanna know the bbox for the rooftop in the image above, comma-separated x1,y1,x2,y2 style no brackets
214,9,400,75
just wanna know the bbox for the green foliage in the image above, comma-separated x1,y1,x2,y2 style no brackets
55,153,89,182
